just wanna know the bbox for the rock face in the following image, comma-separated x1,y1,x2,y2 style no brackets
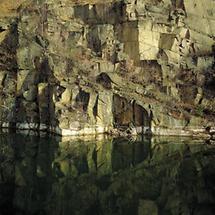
0,0,214,136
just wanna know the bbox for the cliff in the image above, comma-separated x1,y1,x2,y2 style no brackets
0,0,214,136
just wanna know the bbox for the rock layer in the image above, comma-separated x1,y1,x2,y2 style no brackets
0,0,214,136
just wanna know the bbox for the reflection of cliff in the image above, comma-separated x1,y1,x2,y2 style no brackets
1,133,215,215
0,0,215,136
0,133,15,215
111,137,151,171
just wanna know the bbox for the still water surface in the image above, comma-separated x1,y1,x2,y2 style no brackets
0,132,215,215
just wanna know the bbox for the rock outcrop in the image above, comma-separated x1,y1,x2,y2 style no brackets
0,0,214,136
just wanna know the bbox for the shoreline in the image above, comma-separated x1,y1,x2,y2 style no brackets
0,122,214,140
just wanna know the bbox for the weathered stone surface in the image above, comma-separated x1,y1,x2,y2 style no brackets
0,0,214,136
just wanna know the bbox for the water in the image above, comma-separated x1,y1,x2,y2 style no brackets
0,132,215,215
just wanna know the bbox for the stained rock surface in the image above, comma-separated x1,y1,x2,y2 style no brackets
0,0,214,136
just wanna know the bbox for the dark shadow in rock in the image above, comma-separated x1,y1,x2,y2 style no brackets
0,21,18,129
96,72,112,89
113,94,151,135
75,89,90,112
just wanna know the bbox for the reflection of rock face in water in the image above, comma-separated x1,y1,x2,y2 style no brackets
1,0,215,137
0,133,215,215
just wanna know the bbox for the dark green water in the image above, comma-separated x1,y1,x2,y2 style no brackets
0,132,215,215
